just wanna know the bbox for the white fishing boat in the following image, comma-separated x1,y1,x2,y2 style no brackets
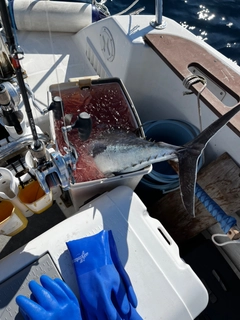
0,0,240,319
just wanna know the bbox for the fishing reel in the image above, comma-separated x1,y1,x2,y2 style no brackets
26,144,76,195
0,0,95,203
0,55,75,198
0,81,23,136
0,71,92,198
25,96,92,195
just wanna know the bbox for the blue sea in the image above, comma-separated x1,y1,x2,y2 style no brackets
106,0,240,65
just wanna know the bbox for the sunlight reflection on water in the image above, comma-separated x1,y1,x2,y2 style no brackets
107,0,239,64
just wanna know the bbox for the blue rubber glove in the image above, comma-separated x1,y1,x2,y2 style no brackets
108,230,138,309
66,230,142,320
16,275,82,320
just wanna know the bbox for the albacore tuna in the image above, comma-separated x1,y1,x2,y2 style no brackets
87,103,240,217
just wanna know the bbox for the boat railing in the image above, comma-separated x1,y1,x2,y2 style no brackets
151,0,166,29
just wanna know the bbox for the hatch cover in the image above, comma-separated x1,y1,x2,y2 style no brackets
0,253,61,319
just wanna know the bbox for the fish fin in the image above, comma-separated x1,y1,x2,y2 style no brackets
178,103,240,216
177,146,202,217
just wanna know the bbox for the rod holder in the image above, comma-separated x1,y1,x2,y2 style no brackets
150,0,166,29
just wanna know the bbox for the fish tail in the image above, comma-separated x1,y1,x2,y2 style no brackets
176,102,240,216
176,145,203,217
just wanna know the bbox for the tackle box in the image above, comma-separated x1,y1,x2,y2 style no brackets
0,186,208,319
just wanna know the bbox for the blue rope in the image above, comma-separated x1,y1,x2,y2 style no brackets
195,183,236,233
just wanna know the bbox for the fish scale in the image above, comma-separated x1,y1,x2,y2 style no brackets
88,130,182,176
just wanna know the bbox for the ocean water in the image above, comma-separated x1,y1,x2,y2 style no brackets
106,0,240,64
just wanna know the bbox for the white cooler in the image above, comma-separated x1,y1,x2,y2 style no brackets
0,186,208,319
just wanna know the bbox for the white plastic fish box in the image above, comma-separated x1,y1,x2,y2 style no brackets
0,186,208,319
49,77,151,210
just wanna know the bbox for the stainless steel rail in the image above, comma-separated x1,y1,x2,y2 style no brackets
150,0,166,29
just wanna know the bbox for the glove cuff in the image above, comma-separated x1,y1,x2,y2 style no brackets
67,230,113,275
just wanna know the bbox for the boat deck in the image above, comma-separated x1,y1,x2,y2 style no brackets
144,34,240,136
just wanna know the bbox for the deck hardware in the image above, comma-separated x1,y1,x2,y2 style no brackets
227,227,240,240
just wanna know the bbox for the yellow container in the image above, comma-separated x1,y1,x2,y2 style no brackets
18,180,53,214
0,167,33,217
0,201,28,236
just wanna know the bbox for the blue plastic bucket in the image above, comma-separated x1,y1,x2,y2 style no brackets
140,175,180,192
140,119,203,192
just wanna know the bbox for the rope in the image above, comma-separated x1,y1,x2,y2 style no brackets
183,74,207,132
195,183,236,234
114,0,141,15
183,75,240,246
212,233,240,247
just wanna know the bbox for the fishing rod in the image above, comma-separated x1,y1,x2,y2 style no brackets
0,0,41,150
0,2,91,197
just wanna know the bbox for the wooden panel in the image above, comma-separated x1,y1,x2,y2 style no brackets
144,34,240,136
148,153,240,244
